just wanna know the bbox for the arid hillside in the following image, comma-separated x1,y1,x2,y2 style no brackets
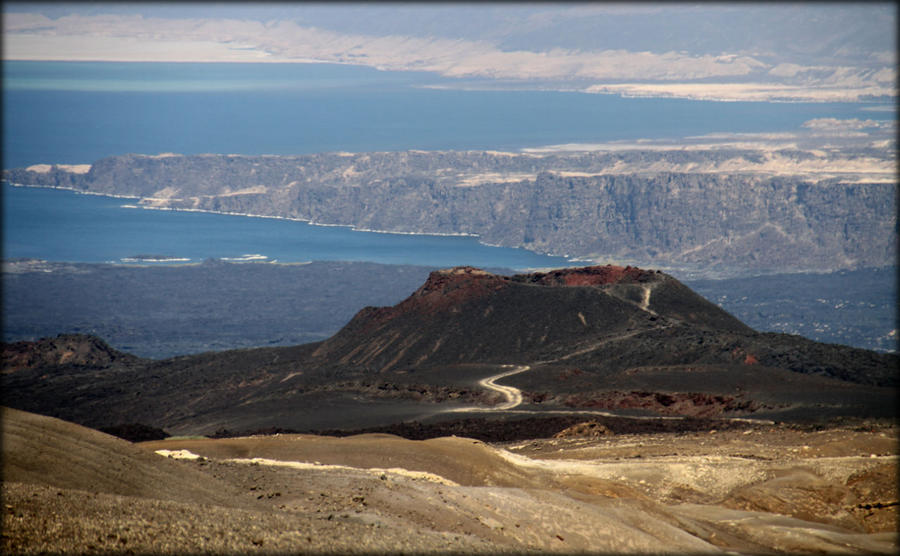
3,406,897,554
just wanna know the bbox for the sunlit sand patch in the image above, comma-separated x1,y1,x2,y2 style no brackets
143,153,182,158
802,118,893,131
279,371,304,383
149,186,181,199
584,82,896,103
554,171,604,177
496,451,770,500
5,33,278,65
456,172,537,187
58,164,91,173
26,164,91,174
870,139,894,149
213,185,269,197
524,118,895,156
518,149,896,183
155,449,205,460
226,457,460,486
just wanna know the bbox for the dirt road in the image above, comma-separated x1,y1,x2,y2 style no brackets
445,365,530,412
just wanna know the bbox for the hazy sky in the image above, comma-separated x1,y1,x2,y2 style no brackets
3,2,896,102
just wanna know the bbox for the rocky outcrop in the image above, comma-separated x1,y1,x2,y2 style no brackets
374,266,511,320
559,390,762,418
512,265,656,286
1,334,138,372
553,420,612,438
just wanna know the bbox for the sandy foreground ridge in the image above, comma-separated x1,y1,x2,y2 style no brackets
2,406,897,554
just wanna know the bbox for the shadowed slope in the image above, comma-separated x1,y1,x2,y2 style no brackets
1,265,896,435
311,265,752,372
1,407,246,507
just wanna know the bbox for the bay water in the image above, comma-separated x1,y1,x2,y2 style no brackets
4,61,888,168
2,182,576,270
2,61,894,268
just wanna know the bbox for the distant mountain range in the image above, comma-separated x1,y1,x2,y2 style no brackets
3,265,895,436
4,148,896,277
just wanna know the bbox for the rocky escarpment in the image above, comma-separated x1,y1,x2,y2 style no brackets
4,149,895,276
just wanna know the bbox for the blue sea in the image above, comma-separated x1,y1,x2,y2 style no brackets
4,61,891,168
2,61,895,268
2,182,577,270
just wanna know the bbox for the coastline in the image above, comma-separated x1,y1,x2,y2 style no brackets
4,181,141,200
5,181,478,238
3,181,582,267
128,203,483,239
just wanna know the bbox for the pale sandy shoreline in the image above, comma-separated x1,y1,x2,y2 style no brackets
8,53,894,103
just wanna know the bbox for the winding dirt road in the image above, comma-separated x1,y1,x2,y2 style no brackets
445,365,530,413
477,365,530,409
440,362,775,425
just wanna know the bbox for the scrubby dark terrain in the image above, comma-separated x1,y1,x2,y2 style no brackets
3,259,895,358
3,265,896,438
687,266,897,353
2,259,443,358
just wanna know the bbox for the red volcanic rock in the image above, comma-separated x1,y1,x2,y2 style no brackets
350,265,662,332
375,264,660,321
404,267,511,313
354,267,511,330
518,265,657,287
730,348,760,365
